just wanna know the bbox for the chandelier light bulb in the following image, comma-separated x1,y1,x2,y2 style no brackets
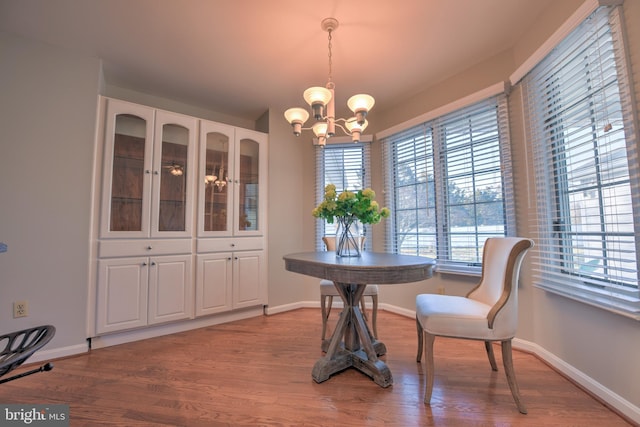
347,94,375,125
284,108,310,136
303,86,333,120
312,121,328,138
345,118,368,142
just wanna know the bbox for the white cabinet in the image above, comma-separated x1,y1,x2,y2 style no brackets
197,120,267,237
195,249,265,316
99,98,197,239
92,97,267,339
96,254,193,334
195,120,268,315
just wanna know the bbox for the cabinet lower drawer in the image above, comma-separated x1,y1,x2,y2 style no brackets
197,237,264,253
99,239,192,257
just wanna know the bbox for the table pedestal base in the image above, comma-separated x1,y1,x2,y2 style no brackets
312,348,393,387
312,282,393,388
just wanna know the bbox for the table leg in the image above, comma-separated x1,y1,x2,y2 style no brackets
312,282,392,387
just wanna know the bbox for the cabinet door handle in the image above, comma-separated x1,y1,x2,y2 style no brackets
145,170,151,174
151,261,156,266
153,171,159,175
234,256,238,260
147,246,152,250
142,262,147,266
230,243,235,247
227,257,232,261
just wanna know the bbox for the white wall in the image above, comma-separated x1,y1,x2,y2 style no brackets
0,31,101,352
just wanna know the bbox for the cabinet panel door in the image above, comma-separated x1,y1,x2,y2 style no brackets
96,258,149,334
100,99,154,238
196,253,233,316
148,255,193,325
151,111,197,238
198,121,235,237
233,129,266,237
233,251,264,308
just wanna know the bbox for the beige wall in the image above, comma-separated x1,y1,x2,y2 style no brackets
0,31,101,350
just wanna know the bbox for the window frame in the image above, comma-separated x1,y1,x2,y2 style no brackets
522,5,640,318
314,137,372,251
381,93,515,275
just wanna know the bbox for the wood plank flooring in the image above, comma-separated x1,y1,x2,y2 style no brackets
0,309,633,426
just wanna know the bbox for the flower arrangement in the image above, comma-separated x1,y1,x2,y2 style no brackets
313,184,390,256
313,184,390,224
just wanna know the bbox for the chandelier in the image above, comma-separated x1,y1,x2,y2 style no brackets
205,166,227,191
284,18,375,146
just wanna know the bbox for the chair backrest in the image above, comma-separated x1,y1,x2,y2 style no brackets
322,236,366,251
467,237,533,334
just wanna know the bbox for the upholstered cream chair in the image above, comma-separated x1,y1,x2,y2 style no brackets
416,237,533,414
320,236,379,340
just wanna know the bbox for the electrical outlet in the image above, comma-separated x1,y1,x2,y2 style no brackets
437,286,445,295
13,300,28,318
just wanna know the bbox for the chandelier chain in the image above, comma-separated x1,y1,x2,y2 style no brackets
327,29,333,84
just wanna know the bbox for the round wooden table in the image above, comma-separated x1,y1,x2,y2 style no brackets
283,251,435,387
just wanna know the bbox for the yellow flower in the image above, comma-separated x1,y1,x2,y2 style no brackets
362,188,375,199
313,183,390,225
338,191,355,201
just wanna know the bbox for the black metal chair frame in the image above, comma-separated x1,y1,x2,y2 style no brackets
0,325,55,384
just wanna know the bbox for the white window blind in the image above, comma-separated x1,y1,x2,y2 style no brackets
381,94,515,274
315,142,372,251
521,5,640,318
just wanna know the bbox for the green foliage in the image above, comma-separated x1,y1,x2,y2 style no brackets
313,184,390,225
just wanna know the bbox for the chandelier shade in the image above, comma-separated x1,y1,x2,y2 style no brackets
284,108,310,136
284,17,374,145
347,94,375,124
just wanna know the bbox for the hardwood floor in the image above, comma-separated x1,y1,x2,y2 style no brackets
0,309,633,426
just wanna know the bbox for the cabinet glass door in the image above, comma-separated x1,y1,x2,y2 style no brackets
203,132,231,232
110,113,148,232
158,123,189,231
237,138,260,232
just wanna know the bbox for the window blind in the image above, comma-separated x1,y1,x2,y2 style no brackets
315,142,372,251
521,5,640,318
381,94,514,274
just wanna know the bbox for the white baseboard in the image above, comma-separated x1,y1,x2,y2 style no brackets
90,306,264,349
512,338,640,424
29,343,89,364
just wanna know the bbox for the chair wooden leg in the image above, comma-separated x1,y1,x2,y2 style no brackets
320,295,333,341
423,332,435,404
320,295,327,341
359,296,368,321
416,317,423,362
501,339,528,414
370,295,378,339
484,340,498,371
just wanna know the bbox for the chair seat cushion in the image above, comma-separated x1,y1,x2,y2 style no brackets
320,279,378,296
416,294,503,340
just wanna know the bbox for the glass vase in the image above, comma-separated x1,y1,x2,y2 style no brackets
335,217,362,257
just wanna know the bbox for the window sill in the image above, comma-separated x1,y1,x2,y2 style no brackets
434,264,482,277
534,282,640,321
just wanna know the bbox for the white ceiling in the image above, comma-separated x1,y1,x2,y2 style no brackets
0,0,554,122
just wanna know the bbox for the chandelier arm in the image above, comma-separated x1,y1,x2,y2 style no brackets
333,122,351,135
